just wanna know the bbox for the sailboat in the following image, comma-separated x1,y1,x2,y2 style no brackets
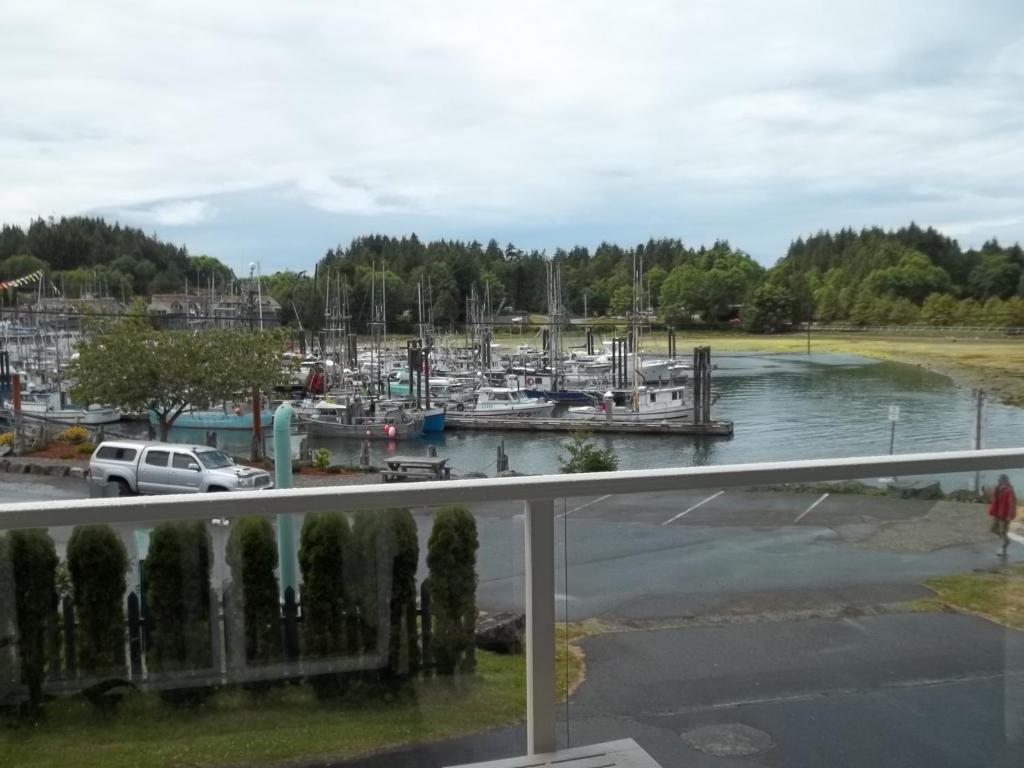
568,252,696,422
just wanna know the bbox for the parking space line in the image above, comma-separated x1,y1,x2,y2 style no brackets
558,494,611,519
794,493,830,524
662,490,725,526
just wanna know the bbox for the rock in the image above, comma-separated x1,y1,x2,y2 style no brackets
497,470,528,478
887,480,942,499
475,612,525,654
68,466,86,479
460,472,488,479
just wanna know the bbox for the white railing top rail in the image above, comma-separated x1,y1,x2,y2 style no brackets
0,448,1021,530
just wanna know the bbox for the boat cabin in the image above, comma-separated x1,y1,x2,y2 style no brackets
476,387,542,410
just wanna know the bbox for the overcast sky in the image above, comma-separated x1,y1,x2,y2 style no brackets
3,1,1023,273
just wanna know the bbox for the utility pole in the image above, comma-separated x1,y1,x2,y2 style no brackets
973,389,985,494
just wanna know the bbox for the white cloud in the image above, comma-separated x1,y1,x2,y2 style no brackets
0,0,1022,256
137,200,216,226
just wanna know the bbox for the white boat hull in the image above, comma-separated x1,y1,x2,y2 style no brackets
469,402,556,418
565,404,694,422
12,404,121,425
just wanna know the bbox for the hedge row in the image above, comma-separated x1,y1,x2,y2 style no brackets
0,505,479,714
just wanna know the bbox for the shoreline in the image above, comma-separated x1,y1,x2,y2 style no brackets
644,331,1024,408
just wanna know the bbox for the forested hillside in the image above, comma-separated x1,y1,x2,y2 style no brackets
268,235,762,332
4,217,1023,331
765,224,1024,328
0,217,231,299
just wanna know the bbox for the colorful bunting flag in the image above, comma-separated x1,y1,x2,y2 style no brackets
0,270,43,292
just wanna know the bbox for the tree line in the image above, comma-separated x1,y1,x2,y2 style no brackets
0,217,233,300
6,216,1024,332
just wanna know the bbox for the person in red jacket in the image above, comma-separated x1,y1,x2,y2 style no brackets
989,474,1017,557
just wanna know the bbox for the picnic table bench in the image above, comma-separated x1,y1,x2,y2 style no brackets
381,455,451,482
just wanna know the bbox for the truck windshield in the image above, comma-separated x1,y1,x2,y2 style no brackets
196,450,233,469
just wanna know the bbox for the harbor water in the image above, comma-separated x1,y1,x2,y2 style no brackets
168,353,1023,483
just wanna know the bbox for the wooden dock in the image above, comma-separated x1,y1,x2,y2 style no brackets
444,415,733,436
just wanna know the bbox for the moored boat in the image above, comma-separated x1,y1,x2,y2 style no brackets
566,385,693,422
8,392,121,425
148,406,274,430
296,399,424,440
470,387,555,418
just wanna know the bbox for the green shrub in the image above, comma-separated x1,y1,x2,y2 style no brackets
348,511,380,655
382,508,420,677
299,512,350,698
145,522,212,703
345,508,420,691
225,517,281,668
426,506,478,676
312,448,331,470
0,536,15,688
559,431,618,473
67,525,129,680
76,441,95,454
9,529,59,715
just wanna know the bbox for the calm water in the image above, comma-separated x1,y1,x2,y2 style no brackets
174,353,1024,485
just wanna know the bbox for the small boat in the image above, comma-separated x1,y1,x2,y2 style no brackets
296,399,424,440
566,385,694,422
375,398,446,433
469,387,555,418
8,391,121,425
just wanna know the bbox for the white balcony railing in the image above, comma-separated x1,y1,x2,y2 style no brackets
1,447,1022,756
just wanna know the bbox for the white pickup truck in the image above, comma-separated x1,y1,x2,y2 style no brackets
89,440,274,495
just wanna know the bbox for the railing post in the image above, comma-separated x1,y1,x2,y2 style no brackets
525,497,556,755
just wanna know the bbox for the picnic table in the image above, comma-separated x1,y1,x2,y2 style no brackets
381,455,451,482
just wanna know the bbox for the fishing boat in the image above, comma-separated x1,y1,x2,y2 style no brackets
7,391,121,425
148,406,274,430
470,387,555,418
421,405,445,432
375,398,446,433
296,399,424,440
565,385,693,422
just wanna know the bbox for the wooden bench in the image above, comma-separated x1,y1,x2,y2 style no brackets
444,739,663,768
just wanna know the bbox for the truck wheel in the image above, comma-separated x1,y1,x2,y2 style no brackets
207,486,227,492
113,479,134,497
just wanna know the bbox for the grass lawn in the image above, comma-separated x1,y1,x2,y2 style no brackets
1,628,588,768
923,564,1024,629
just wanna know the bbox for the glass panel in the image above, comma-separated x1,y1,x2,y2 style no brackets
0,498,525,766
559,466,1024,764
144,450,169,467
171,453,194,469
96,446,136,462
